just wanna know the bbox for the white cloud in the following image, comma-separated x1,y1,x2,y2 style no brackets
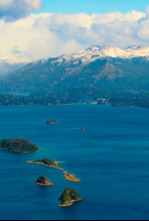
24,0,41,10
1,8,149,63
0,0,13,7
0,0,42,21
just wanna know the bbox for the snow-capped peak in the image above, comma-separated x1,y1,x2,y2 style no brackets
61,45,149,64
26,45,149,67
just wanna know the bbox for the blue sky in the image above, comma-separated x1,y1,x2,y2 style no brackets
38,0,148,14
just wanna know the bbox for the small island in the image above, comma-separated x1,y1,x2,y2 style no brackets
59,188,82,207
46,120,57,124
35,175,54,186
0,138,39,153
63,171,81,182
27,158,64,171
78,127,86,130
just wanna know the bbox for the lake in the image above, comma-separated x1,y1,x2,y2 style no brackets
0,104,149,220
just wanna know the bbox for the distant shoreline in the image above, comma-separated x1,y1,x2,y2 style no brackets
0,102,96,107
0,103,147,110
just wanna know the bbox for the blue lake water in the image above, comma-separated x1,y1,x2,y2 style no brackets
0,91,30,96
0,104,149,220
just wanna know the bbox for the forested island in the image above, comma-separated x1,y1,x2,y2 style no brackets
35,175,54,186
0,138,39,153
27,158,64,170
59,188,82,207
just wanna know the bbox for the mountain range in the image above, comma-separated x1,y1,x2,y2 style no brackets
1,45,149,94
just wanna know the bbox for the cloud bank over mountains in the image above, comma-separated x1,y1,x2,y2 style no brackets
0,0,149,63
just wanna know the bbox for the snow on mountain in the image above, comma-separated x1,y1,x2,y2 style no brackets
56,45,149,65
2,45,149,93
3,45,149,69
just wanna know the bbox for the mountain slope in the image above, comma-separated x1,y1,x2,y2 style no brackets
1,46,149,93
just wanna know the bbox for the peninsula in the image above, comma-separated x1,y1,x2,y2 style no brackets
63,171,81,182
59,188,82,207
0,138,39,153
27,158,64,171
35,175,54,186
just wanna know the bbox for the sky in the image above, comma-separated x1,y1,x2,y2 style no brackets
0,0,149,63
39,0,148,14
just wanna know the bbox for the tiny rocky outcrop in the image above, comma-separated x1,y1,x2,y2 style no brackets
78,127,86,130
35,175,54,186
59,188,82,207
46,120,57,124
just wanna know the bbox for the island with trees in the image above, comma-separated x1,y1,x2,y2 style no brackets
59,188,82,207
27,158,64,171
35,175,54,186
0,138,39,153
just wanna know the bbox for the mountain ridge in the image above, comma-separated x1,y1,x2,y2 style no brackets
32,45,149,65
1,45,149,94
